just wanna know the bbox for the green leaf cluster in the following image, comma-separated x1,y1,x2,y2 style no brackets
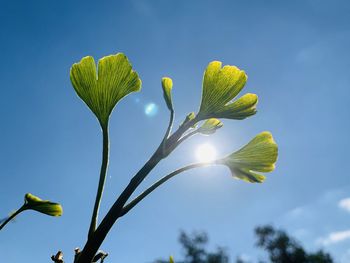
66,53,278,262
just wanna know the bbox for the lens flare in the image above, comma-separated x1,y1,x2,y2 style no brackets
144,103,158,117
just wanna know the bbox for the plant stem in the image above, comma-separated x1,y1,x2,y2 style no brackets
88,125,110,239
76,119,196,262
77,151,162,262
176,129,199,146
166,117,198,153
0,206,25,231
120,162,212,216
164,110,174,141
161,110,174,155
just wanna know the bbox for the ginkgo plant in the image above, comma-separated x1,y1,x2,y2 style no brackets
0,193,62,231
0,53,278,263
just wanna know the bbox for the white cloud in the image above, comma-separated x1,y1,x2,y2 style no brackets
339,198,350,212
317,230,350,246
237,253,253,262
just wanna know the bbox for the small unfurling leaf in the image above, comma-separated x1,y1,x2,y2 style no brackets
24,193,63,217
198,118,223,135
162,77,174,111
180,112,197,128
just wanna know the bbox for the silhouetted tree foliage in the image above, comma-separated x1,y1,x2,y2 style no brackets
154,226,334,263
154,231,229,263
255,225,333,263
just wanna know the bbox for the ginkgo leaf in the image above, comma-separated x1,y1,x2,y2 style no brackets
162,77,173,111
198,118,223,135
213,93,258,120
24,193,63,216
217,132,278,183
70,53,141,127
197,61,257,120
229,167,266,183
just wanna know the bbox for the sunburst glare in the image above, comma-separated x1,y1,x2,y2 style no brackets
195,143,217,162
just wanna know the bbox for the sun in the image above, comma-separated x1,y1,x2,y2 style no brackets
195,143,217,162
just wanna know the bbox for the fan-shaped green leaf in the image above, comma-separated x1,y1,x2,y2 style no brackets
197,61,258,121
70,53,141,127
218,132,278,183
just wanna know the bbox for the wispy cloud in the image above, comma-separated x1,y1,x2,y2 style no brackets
237,253,253,263
316,230,350,246
338,198,350,212
284,189,344,221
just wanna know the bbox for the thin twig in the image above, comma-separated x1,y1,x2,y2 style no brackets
88,125,110,239
0,206,25,231
120,162,213,216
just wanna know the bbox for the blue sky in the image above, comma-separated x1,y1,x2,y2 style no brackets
1,0,350,262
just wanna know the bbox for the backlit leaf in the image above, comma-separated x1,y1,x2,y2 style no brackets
198,118,223,135
197,61,257,121
70,53,141,127
24,193,63,217
218,132,278,183
162,77,173,111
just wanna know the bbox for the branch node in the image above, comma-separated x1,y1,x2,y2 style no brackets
51,251,64,263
